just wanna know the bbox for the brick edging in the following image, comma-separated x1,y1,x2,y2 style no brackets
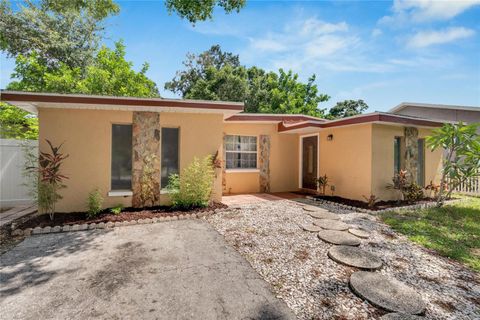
12,209,221,237
304,196,459,215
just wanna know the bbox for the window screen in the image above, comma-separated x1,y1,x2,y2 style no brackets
394,137,401,174
161,128,179,188
111,124,132,190
417,139,425,186
225,135,257,169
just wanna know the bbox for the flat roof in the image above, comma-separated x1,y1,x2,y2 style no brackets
225,113,326,123
277,112,446,133
0,90,244,115
390,102,480,114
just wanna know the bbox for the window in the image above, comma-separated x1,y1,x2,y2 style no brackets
394,137,401,174
161,128,179,188
225,135,257,169
417,138,425,186
111,124,132,190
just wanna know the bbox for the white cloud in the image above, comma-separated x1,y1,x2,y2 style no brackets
380,0,480,24
371,28,383,37
300,18,348,36
407,27,475,48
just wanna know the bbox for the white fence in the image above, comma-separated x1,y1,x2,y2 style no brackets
452,175,480,196
0,139,38,209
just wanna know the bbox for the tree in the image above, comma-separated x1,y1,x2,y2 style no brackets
7,41,159,98
0,0,119,69
165,45,241,98
426,122,480,207
327,99,369,119
0,103,38,139
165,0,246,24
166,46,329,117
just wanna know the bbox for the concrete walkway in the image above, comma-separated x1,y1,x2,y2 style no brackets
0,220,294,320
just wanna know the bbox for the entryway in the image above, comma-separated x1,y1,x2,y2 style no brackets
301,135,318,190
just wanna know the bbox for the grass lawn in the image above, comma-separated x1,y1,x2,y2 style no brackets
381,196,480,272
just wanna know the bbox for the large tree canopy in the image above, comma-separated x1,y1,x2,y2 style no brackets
0,103,38,139
0,0,119,69
165,45,329,117
165,0,246,24
7,41,159,97
327,99,369,119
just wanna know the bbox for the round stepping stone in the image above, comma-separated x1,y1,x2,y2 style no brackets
328,246,382,270
307,211,340,220
313,219,349,231
349,271,426,315
303,205,326,212
300,224,323,232
380,314,424,320
317,230,361,246
348,228,370,239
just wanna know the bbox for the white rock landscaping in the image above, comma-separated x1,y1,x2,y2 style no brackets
207,199,480,320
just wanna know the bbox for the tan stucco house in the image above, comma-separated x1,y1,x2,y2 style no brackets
1,91,445,212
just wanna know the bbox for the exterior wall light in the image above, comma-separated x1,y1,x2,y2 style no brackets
327,134,333,141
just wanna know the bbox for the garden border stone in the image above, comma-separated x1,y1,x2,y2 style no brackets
16,209,219,237
304,196,459,214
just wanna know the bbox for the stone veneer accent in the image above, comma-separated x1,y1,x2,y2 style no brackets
259,135,271,193
404,127,418,183
222,133,227,194
132,112,161,208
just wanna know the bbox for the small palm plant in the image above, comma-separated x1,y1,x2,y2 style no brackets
317,174,329,195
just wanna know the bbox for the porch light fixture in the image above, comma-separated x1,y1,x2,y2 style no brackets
327,134,333,141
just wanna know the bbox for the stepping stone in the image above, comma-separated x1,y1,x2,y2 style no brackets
349,271,426,315
328,246,382,270
300,224,323,232
307,211,340,220
348,228,370,239
313,219,349,231
380,314,424,320
302,206,322,212
317,230,361,246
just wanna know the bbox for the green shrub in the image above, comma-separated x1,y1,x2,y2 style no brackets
404,183,424,203
167,155,215,209
110,204,124,215
87,189,103,219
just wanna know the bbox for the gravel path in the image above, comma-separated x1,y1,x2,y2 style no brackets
207,199,480,320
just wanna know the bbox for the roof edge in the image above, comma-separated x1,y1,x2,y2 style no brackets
390,102,480,113
0,90,245,111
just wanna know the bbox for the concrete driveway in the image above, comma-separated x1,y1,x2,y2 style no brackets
0,220,294,320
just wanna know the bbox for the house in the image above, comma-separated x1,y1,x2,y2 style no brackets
1,91,445,212
390,102,480,133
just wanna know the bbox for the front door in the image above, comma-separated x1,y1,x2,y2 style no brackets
302,135,318,190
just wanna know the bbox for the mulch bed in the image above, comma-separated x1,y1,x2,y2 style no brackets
314,195,436,211
19,202,227,229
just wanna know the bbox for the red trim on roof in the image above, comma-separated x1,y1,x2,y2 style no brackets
225,114,325,122
0,92,244,111
278,113,443,132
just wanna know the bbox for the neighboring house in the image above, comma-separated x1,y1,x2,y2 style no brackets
390,102,480,133
1,91,445,212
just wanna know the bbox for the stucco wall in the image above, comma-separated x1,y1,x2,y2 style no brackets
318,124,373,201
371,124,443,200
39,108,224,212
160,113,224,203
223,123,298,194
39,108,133,212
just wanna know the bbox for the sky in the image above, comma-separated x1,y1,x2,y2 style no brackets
1,0,479,112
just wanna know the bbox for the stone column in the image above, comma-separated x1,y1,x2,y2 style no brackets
132,112,161,208
404,127,418,183
259,135,271,193
222,133,227,194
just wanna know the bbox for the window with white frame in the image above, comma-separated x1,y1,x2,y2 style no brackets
225,135,257,169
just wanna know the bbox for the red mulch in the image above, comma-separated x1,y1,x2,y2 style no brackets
314,195,436,211
20,202,227,229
